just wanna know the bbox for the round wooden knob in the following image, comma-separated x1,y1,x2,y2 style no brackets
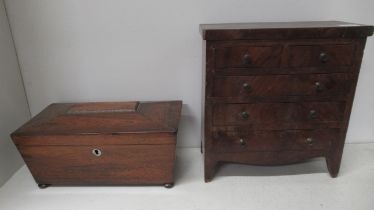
319,52,329,63
239,138,246,146
242,83,252,92
243,53,252,65
315,82,324,92
241,112,250,120
309,110,318,119
306,137,314,145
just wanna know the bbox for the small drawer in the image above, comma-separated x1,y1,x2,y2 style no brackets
211,129,337,152
214,45,283,68
213,102,345,128
288,44,354,67
212,73,354,99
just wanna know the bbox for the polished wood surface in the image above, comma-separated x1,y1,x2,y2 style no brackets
211,129,337,152
13,101,182,136
214,45,283,68
11,101,182,187
201,21,373,182
288,44,354,67
13,133,176,146
212,73,353,99
200,21,374,40
19,145,175,185
212,102,345,127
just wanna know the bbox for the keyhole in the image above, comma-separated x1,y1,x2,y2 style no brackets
92,149,102,157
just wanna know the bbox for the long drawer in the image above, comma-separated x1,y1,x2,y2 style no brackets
210,128,337,152
212,102,346,128
212,73,353,99
212,42,355,69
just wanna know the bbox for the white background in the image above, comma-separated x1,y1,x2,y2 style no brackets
4,0,374,148
0,0,30,186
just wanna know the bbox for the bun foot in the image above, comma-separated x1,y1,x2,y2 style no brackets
38,184,50,189
164,183,174,188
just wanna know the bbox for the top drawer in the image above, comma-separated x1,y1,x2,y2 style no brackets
214,45,283,68
288,44,355,67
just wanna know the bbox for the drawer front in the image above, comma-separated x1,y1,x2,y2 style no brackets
213,102,345,127
211,129,337,152
19,144,175,185
288,44,354,67
215,45,283,68
212,73,353,98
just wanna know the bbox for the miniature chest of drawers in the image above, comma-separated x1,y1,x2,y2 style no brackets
200,21,373,182
11,101,182,188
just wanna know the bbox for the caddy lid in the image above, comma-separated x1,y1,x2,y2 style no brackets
12,101,182,136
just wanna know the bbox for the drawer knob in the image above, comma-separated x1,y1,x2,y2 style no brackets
239,138,247,146
241,111,250,120
242,83,252,92
315,82,324,92
319,52,329,63
243,53,252,65
306,137,314,145
309,110,318,119
92,148,102,157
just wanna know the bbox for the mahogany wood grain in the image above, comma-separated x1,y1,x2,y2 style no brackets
200,21,374,40
201,21,373,182
212,73,354,99
288,44,354,67
12,101,182,136
214,66,355,76
214,45,282,68
12,133,176,146
213,102,345,127
68,102,139,113
11,101,182,187
210,129,337,152
18,144,175,185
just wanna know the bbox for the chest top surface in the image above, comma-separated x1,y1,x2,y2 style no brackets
12,101,182,136
200,21,374,40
